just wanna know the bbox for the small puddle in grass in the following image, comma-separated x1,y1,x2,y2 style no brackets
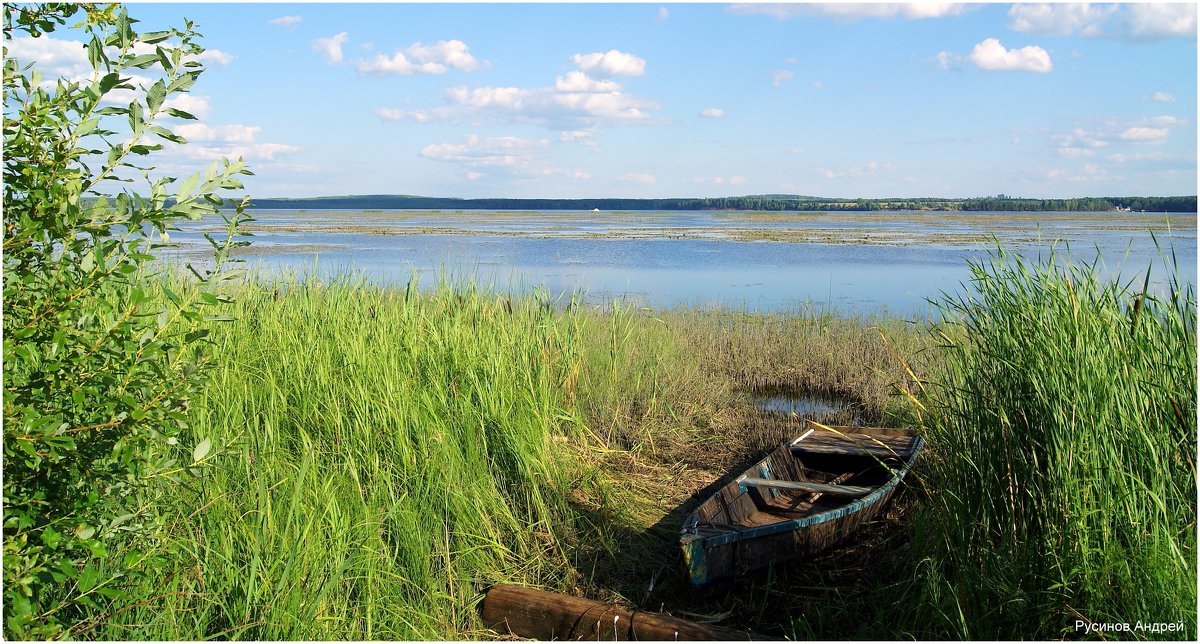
752,390,849,417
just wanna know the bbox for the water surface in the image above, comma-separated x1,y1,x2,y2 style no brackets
166,209,1197,316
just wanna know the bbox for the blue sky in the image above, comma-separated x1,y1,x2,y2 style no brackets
9,2,1198,199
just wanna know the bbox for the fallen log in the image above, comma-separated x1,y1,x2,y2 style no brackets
481,584,754,641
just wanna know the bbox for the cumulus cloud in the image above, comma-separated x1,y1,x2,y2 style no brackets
699,107,725,118
6,35,94,81
356,39,483,76
162,94,212,120
173,123,261,144
168,122,299,161
570,50,646,77
1119,126,1169,144
554,71,622,93
1008,3,1116,36
376,49,658,131
966,38,1052,73
1119,3,1197,39
184,142,301,161
730,3,966,21
1008,3,1196,41
421,134,549,167
657,7,670,21
771,69,795,86
1049,116,1183,155
1148,91,1176,103
270,15,303,27
312,32,349,64
195,49,235,66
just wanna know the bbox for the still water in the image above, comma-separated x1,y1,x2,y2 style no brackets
167,209,1197,316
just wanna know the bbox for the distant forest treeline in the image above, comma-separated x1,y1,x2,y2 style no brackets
245,194,1198,213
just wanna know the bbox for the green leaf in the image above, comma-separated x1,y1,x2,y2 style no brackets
155,46,173,72
164,107,196,120
146,79,166,112
192,437,212,463
127,53,160,69
97,72,120,94
78,563,99,592
128,100,144,133
86,36,104,71
174,173,200,202
140,30,172,44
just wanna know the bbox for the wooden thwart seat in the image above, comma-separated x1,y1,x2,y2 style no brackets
738,476,871,498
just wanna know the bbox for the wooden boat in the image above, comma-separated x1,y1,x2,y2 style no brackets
679,420,923,586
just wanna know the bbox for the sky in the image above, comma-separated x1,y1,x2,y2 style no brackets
7,2,1198,199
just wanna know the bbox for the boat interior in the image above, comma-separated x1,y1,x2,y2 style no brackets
688,423,919,533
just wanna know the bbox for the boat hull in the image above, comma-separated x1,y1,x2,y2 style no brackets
679,422,922,586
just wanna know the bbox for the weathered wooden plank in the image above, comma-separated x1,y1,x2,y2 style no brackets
481,584,754,640
738,476,871,497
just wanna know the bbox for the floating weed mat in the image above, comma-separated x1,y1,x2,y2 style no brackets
104,275,593,640
912,248,1197,640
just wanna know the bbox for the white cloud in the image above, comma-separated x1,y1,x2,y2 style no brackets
816,161,894,179
356,39,483,76
771,69,795,86
554,71,622,93
1120,3,1197,40
270,15,303,27
729,3,966,21
422,83,658,130
173,123,261,143
1008,4,1116,37
421,134,549,170
1148,91,1176,103
1052,127,1110,150
195,49,235,66
466,171,484,181
570,50,646,77
1058,147,1095,158
699,107,725,118
5,35,92,81
657,7,669,21
185,142,301,161
376,50,659,131
1008,3,1196,41
967,38,1052,73
167,121,300,162
931,50,961,70
559,130,596,146
694,175,746,186
163,94,212,120
1119,126,1169,144
313,32,349,64
618,173,657,184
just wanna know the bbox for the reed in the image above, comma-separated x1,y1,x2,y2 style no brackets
910,248,1197,639
98,274,594,639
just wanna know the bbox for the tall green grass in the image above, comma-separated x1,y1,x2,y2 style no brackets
98,275,594,639
911,249,1197,639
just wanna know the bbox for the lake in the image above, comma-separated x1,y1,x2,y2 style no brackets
167,209,1197,316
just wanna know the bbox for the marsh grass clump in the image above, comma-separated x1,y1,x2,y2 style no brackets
103,275,594,640
911,248,1197,639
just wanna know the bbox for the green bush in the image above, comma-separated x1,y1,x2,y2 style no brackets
3,4,250,637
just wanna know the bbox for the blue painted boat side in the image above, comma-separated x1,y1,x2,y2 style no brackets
681,434,924,585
